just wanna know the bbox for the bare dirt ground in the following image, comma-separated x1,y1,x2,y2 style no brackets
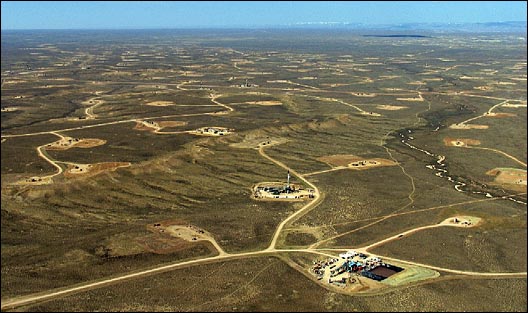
45,138,106,150
443,137,481,147
376,105,408,110
396,96,424,101
348,158,397,170
146,219,225,255
484,112,517,118
351,92,376,97
157,121,188,128
189,127,233,136
16,176,53,185
502,103,527,108
134,121,158,131
135,222,200,254
146,101,175,106
440,216,482,227
1,107,20,112
449,124,489,130
245,100,283,106
317,154,397,169
230,135,288,149
63,162,131,178
486,168,527,190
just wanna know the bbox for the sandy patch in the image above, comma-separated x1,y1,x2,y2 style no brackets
348,158,396,169
246,100,282,106
449,124,489,130
486,168,527,186
440,216,482,227
298,76,318,80
376,105,408,111
182,72,204,77
64,162,131,178
460,76,484,80
18,176,53,185
287,69,312,73
397,96,423,101
230,136,288,149
351,92,376,97
359,111,382,117
157,121,188,128
165,225,212,242
443,137,481,147
102,71,133,76
245,92,271,95
1,107,20,112
45,138,106,150
484,112,517,118
318,154,397,169
321,83,351,88
134,121,159,131
146,101,174,106
141,220,221,254
502,103,527,108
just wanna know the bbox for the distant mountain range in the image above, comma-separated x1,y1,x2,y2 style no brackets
286,21,527,33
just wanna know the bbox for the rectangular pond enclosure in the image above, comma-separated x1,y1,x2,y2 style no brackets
361,264,404,281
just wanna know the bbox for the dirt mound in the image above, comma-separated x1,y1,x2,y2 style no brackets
443,137,481,147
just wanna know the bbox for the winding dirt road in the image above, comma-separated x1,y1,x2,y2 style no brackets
2,84,526,311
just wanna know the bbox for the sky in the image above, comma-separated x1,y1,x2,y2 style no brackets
1,1,527,30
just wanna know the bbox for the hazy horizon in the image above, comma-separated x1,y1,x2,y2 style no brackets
2,1,527,30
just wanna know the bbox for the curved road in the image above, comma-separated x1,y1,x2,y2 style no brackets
2,146,526,310
2,85,526,310
257,146,321,251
